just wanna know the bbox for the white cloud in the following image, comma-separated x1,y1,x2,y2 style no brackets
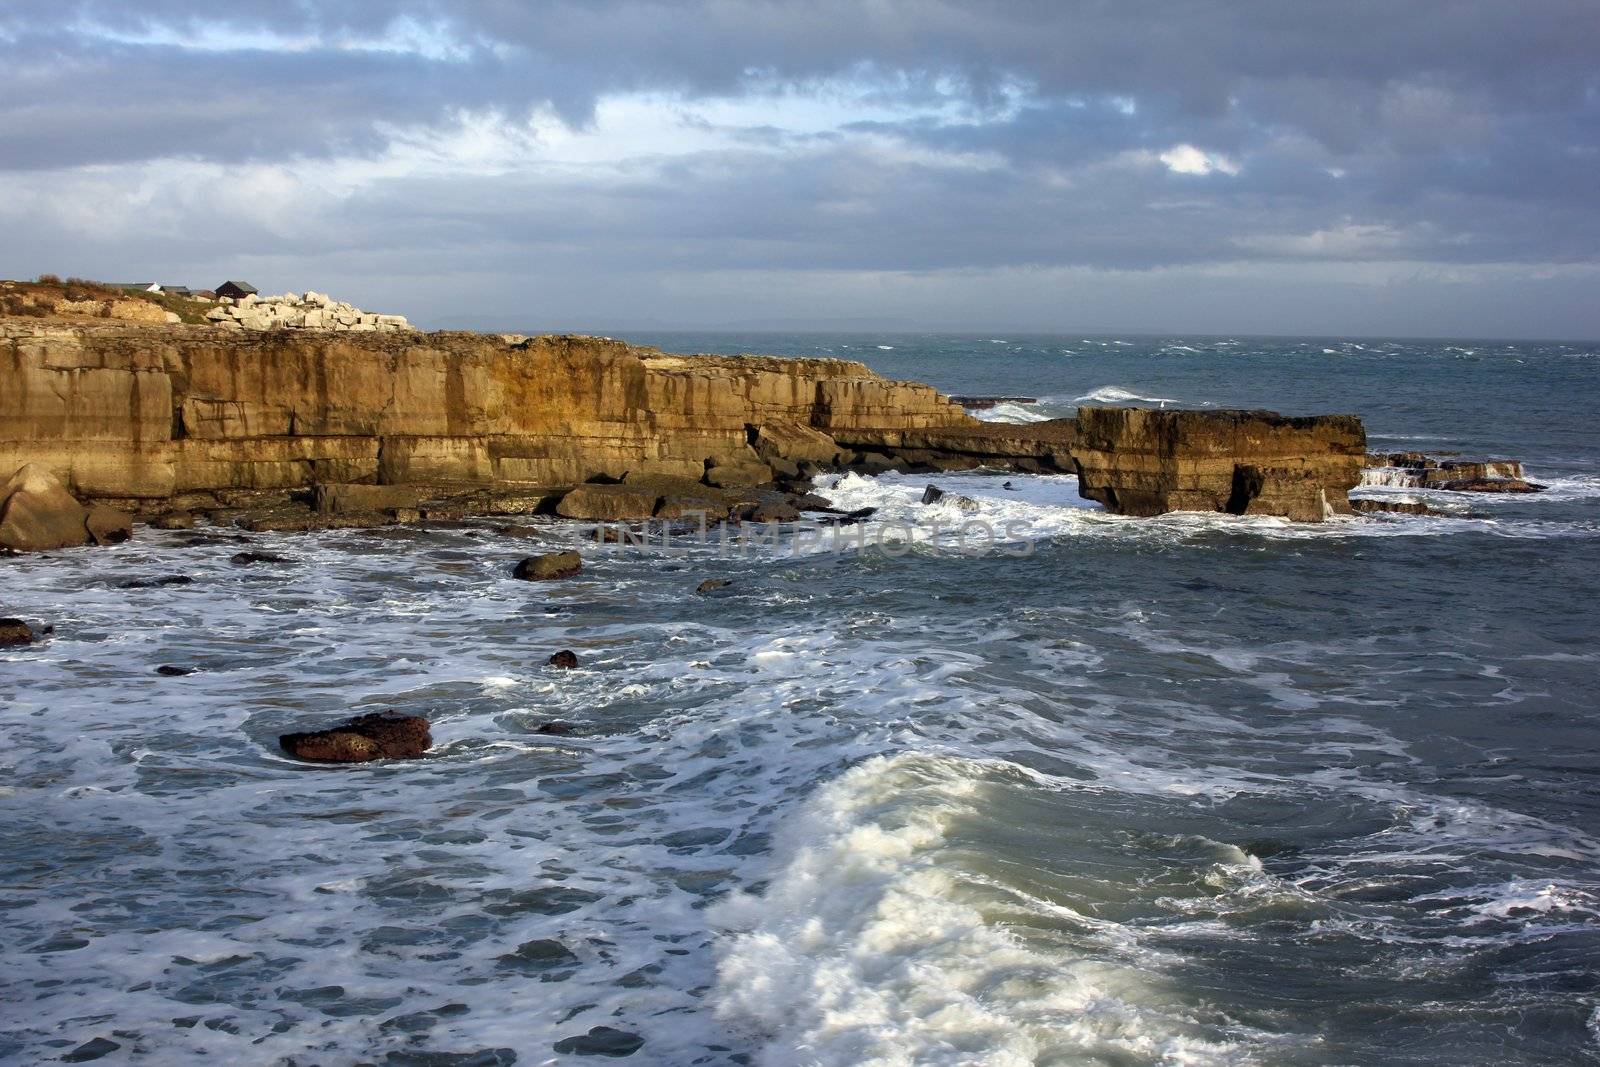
1158,143,1240,176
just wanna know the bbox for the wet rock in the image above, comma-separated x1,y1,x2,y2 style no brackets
119,574,195,589
1438,477,1544,493
949,395,1039,409
536,720,575,735
552,1026,644,1057
1002,481,1016,490
921,484,945,504
548,650,579,669
494,523,542,538
61,1037,121,1063
696,578,734,596
815,506,877,525
0,618,37,646
513,550,582,580
280,711,432,763
1350,498,1440,516
950,494,981,512
150,511,195,530
592,524,642,544
156,665,197,676
231,551,291,566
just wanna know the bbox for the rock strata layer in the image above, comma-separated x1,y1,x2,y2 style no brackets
1,322,1369,525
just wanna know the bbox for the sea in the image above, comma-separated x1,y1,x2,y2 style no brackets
2,333,1598,1066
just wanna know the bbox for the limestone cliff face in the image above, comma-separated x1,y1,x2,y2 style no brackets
0,324,975,500
1071,408,1366,522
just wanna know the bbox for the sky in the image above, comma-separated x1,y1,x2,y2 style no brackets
2,1,1597,338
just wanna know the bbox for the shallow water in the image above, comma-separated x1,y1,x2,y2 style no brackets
3,334,1598,1065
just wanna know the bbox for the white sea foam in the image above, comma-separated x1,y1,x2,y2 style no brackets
1074,385,1184,405
712,753,1251,1066
972,401,1053,424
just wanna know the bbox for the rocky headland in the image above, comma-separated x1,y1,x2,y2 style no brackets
0,317,1381,546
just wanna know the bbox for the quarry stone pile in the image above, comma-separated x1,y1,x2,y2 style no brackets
205,291,415,333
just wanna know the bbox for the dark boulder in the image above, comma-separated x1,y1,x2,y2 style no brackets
231,551,291,566
553,1026,644,1057
921,484,945,504
815,506,877,526
548,650,579,669
536,721,575,735
119,574,195,589
513,550,582,580
1438,478,1544,494
280,711,432,763
156,665,196,676
0,618,37,647
1350,498,1440,516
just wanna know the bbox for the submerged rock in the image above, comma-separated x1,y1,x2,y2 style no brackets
119,574,195,589
513,550,582,580
231,551,291,566
696,578,734,596
155,665,196,676
0,618,37,646
536,721,575,735
280,711,432,763
552,1026,644,1057
548,650,579,669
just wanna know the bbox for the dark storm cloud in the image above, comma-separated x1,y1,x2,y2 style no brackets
1,1,1597,334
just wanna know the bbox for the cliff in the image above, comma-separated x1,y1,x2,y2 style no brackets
1,322,1368,529
0,323,973,502
1072,408,1366,522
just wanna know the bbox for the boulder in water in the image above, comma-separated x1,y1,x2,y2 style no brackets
548,650,579,669
119,574,195,589
696,578,734,596
280,711,432,763
513,551,582,580
553,1027,644,1057
231,551,291,566
1351,498,1440,516
0,618,37,646
921,484,945,504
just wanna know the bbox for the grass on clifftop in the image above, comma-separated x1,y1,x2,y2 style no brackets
3,276,221,325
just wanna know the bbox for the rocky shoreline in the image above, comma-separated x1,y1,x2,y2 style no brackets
0,319,1379,540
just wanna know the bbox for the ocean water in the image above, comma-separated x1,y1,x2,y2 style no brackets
3,334,1599,1066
